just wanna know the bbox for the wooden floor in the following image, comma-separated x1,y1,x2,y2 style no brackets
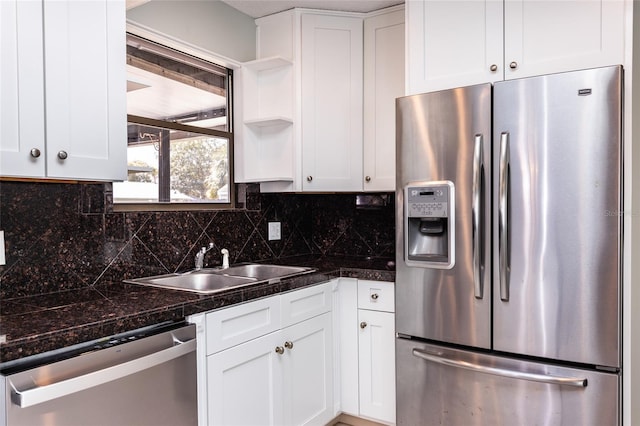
329,414,387,426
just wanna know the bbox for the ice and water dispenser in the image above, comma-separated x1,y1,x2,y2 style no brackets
404,181,455,269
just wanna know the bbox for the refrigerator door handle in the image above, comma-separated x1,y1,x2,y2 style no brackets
412,348,588,388
499,131,510,301
472,134,484,299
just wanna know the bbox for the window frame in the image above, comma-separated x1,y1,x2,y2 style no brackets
115,24,240,212
115,114,235,211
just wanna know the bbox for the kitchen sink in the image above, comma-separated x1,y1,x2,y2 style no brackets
124,264,316,294
218,264,315,281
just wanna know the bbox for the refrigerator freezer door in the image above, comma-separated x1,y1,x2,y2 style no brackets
493,66,622,367
396,338,619,426
396,84,492,348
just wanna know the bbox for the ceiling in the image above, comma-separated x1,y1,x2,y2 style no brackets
127,0,404,16
220,0,403,18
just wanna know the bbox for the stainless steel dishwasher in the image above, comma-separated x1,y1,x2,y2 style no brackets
0,321,197,426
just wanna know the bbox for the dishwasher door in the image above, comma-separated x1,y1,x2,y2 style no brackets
2,323,197,426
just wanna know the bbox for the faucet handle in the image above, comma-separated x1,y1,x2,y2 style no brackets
221,248,230,269
195,243,215,270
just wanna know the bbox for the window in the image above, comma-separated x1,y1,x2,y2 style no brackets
114,34,234,208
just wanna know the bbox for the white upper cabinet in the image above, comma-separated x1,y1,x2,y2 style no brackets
406,0,625,95
363,8,405,192
301,13,363,191
235,56,295,183
0,0,126,181
503,0,624,80
1,0,46,177
237,6,404,193
406,0,503,94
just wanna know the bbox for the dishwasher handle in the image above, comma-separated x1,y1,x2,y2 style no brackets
11,335,196,408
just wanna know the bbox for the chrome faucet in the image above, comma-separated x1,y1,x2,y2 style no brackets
194,243,214,270
221,248,230,269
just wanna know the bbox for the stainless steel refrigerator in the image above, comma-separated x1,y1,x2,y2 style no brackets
395,65,622,425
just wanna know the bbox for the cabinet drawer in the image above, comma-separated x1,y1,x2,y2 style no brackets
206,296,281,355
358,280,394,312
281,282,332,328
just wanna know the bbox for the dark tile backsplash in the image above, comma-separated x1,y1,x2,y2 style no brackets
0,181,395,299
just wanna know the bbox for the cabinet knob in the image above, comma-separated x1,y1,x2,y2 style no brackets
30,148,41,158
371,293,379,300
275,346,285,355
57,150,68,160
365,176,371,182
509,61,518,70
284,341,294,350
360,322,367,329
306,176,313,182
490,64,498,72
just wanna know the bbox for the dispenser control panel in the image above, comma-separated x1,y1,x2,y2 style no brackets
404,180,455,269
407,186,449,218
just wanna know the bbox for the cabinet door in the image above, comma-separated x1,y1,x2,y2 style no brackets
335,278,359,416
358,310,396,424
282,312,334,426
406,0,503,94
43,0,126,180
0,0,46,177
504,0,624,80
301,14,363,191
363,8,404,192
207,331,284,426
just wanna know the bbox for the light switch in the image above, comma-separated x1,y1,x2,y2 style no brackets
268,222,281,241
0,230,5,266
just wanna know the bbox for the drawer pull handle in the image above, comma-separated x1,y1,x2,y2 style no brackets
371,293,379,300
275,346,284,355
284,341,294,350
360,322,367,329
57,150,68,160
30,148,41,158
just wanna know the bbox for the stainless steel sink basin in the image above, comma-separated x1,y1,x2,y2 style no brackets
125,272,257,294
124,264,316,294
222,264,315,281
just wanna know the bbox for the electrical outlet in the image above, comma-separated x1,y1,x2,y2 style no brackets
268,222,281,241
0,231,5,266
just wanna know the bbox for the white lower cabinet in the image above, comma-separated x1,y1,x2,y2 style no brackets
207,329,284,425
358,309,396,423
190,278,395,426
207,312,333,426
282,312,334,426
336,279,396,425
192,281,335,426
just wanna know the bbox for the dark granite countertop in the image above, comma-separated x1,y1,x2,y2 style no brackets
0,256,395,364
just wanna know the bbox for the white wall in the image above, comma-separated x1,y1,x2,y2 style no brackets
126,0,256,62
624,3,639,425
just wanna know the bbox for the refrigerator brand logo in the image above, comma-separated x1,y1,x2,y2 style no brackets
578,89,592,96
605,210,638,217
